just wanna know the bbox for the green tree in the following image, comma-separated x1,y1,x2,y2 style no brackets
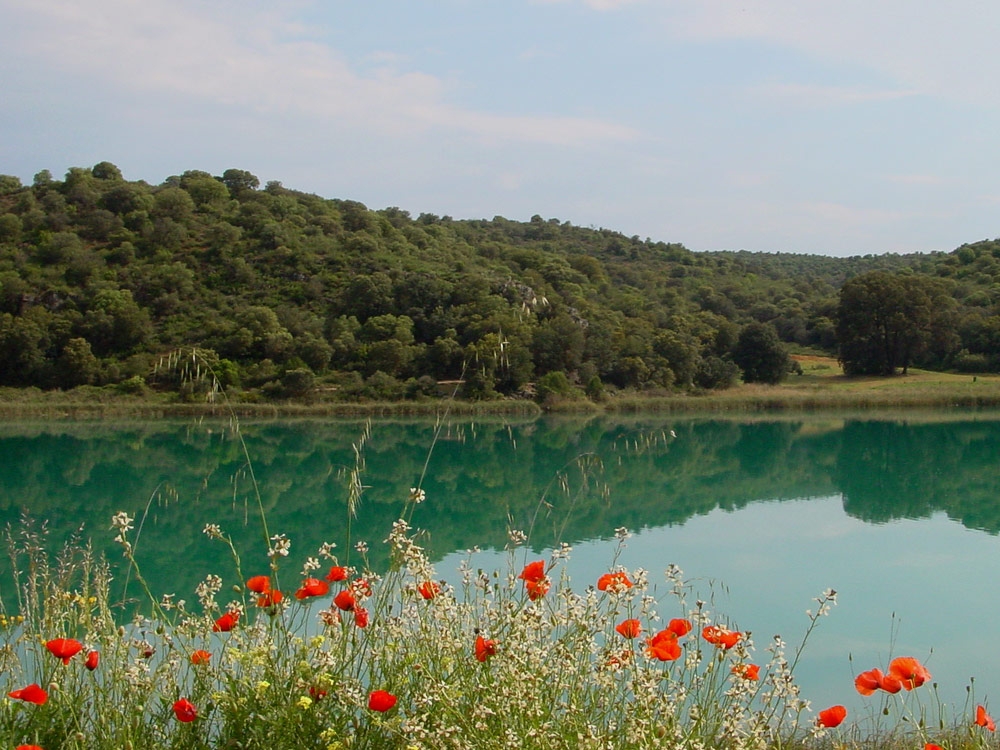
836,271,947,376
732,322,790,384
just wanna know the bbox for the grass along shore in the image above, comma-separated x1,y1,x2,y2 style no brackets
1,357,999,420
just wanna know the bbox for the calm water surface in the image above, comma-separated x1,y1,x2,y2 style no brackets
1,411,999,721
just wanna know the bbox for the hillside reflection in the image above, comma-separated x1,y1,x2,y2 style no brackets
1,412,998,600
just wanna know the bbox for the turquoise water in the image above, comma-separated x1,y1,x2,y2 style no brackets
1,412,999,722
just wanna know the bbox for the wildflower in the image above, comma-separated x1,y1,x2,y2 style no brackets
297,695,313,709
733,663,760,680
667,618,693,637
817,705,847,728
409,487,426,503
854,667,901,695
212,612,239,632
417,581,440,600
319,607,342,626
525,578,550,600
518,560,546,583
888,656,931,690
353,606,369,628
190,650,211,665
976,705,996,731
8,683,48,705
606,649,634,668
368,689,397,712
309,685,328,700
257,590,283,607
925,745,943,750
646,629,682,661
295,577,330,600
268,533,291,558
334,590,356,612
325,565,348,582
475,635,497,662
173,697,197,723
615,619,642,639
85,650,100,671
597,571,633,593
45,638,83,665
702,625,741,649
246,575,271,594
16,745,44,750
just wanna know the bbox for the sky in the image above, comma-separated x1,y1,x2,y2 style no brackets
2,0,999,257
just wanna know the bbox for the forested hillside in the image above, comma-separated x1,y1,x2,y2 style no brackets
1,164,998,402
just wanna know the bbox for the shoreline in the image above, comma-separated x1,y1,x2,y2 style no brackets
2,377,1000,420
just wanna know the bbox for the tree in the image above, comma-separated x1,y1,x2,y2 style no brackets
732,322,790,384
836,271,950,376
221,169,260,195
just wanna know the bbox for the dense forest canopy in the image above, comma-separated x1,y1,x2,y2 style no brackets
0,164,998,402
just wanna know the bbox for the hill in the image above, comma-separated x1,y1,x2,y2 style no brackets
1,164,998,404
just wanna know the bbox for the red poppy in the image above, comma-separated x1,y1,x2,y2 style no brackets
733,663,760,680
334,589,356,611
597,571,633,591
85,650,100,671
518,560,546,583
309,685,328,700
45,637,83,665
888,656,931,691
173,697,197,723
976,705,996,732
295,577,330,600
212,612,239,632
854,667,901,695
368,689,397,712
817,705,847,728
257,590,283,607
417,581,440,600
325,565,348,582
190,649,211,665
702,625,741,649
667,618,693,637
525,578,550,600
475,635,497,662
925,745,943,750
354,606,369,628
8,683,48,705
646,629,682,661
246,575,271,594
615,619,642,639
16,745,44,750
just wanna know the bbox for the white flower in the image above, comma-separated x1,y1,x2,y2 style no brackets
268,534,291,558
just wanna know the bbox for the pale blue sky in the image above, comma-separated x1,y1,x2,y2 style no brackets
3,0,999,256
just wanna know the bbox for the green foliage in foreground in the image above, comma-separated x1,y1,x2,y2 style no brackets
4,163,1000,405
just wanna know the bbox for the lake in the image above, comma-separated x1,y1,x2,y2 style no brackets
1,411,999,724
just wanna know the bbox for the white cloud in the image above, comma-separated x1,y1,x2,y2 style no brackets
2,0,636,148
660,0,1000,102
